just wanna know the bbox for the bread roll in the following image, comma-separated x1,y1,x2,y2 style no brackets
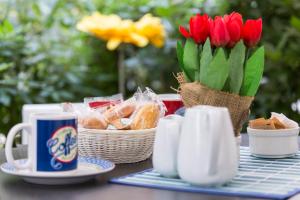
130,103,160,130
81,117,108,129
104,103,136,123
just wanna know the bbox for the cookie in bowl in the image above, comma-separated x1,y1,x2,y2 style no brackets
247,112,299,158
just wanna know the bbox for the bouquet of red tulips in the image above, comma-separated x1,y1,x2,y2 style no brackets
176,12,264,135
177,12,263,96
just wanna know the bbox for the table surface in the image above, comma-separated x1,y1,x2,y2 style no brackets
0,135,297,200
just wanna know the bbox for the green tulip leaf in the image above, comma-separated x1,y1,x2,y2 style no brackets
240,46,265,96
183,38,199,81
176,41,191,82
222,78,230,92
176,41,184,69
201,48,229,90
200,39,213,82
197,44,202,81
228,41,246,94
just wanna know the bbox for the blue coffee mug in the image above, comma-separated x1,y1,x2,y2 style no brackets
5,112,78,172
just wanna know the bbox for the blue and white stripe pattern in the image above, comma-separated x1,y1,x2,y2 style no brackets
78,156,114,170
110,147,300,200
1,159,27,172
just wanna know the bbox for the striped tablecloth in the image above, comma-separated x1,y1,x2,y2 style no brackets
111,147,300,200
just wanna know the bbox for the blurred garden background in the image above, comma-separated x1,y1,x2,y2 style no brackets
0,0,300,135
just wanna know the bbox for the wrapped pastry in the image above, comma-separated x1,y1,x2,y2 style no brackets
134,87,166,118
62,87,165,130
61,102,90,125
130,103,160,130
81,116,108,129
249,113,298,130
110,118,131,130
271,112,298,129
103,99,136,123
84,93,123,109
271,117,286,129
249,118,276,130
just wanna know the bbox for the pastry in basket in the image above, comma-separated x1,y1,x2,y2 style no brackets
103,101,136,123
110,118,131,130
81,116,108,129
67,87,165,130
130,103,160,130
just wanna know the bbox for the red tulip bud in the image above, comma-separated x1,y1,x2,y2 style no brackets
179,26,190,38
242,18,262,48
224,12,243,48
179,14,210,44
210,16,230,47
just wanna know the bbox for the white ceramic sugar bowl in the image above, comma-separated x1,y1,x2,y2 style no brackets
247,127,300,158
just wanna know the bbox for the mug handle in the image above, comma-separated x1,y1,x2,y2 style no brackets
5,123,32,169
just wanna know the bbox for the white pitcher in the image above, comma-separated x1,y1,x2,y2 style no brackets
177,105,238,186
153,114,183,177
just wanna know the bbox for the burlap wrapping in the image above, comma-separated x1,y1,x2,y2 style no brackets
176,73,254,136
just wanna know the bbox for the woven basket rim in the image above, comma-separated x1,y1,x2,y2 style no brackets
79,127,156,135
78,127,156,164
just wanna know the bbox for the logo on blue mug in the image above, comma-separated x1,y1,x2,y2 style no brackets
37,119,77,171
47,126,77,170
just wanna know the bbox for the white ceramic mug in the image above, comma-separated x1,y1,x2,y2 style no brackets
177,105,238,186
5,112,78,172
153,114,183,177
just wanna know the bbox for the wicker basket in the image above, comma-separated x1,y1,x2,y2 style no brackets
78,128,156,164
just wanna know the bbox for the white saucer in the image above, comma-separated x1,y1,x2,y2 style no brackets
0,157,115,185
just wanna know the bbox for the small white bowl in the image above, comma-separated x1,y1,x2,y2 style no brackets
247,127,300,158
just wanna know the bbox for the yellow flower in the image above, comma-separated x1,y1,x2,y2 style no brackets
134,14,166,48
76,12,165,50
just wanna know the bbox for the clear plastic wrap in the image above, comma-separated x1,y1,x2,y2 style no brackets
62,87,166,130
84,93,123,109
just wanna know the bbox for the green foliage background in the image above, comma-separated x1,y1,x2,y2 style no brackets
0,0,299,135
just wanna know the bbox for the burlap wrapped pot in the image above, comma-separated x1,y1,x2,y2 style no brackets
176,73,254,136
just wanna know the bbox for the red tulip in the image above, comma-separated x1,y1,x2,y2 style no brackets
179,26,190,38
224,12,243,48
210,16,230,47
179,14,210,44
242,18,262,48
